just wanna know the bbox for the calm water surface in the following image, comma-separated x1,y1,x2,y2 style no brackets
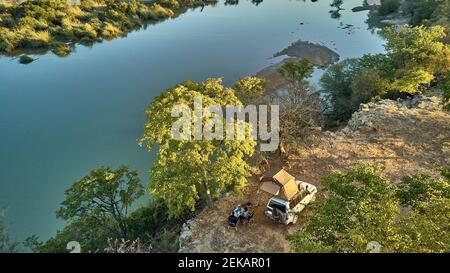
0,0,385,242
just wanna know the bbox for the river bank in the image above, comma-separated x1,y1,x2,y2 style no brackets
0,0,217,62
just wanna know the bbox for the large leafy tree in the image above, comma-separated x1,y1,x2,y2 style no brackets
140,78,256,217
381,25,450,92
56,166,144,239
233,76,266,105
33,199,178,253
320,54,391,122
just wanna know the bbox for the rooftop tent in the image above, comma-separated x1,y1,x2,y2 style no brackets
260,168,295,185
259,169,299,200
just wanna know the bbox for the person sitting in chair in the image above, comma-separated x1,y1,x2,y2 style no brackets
228,214,239,228
242,208,253,222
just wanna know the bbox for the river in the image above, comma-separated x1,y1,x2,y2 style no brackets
0,0,385,243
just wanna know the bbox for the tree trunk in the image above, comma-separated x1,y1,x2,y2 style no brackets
202,180,213,208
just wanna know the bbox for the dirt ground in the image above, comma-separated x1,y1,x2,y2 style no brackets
179,95,450,253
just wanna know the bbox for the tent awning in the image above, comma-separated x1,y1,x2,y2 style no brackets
259,181,280,196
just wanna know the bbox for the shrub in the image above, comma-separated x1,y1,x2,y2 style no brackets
19,54,33,64
18,28,51,49
159,0,180,10
0,28,17,53
378,0,401,16
150,4,175,19
51,42,70,56
101,22,122,39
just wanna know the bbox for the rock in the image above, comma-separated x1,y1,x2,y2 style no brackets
342,94,443,135
273,40,340,67
352,5,378,12
179,220,194,249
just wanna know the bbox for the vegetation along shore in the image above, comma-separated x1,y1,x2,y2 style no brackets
0,0,218,60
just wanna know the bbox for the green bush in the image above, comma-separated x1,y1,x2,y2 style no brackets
19,54,34,64
378,0,401,16
289,165,450,253
159,0,180,10
51,41,70,56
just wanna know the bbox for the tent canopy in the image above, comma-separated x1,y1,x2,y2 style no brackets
260,169,295,185
259,169,299,200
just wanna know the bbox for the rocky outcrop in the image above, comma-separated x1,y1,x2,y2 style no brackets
273,40,340,67
344,95,443,134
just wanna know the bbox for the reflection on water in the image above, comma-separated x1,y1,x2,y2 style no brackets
0,0,385,242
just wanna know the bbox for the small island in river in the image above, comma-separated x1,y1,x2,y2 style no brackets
259,40,340,92
273,40,340,67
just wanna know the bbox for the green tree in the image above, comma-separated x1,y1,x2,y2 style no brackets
289,165,398,253
396,172,450,211
403,0,450,27
233,76,266,104
23,234,43,253
289,165,450,253
126,200,181,252
350,68,390,107
278,59,313,86
37,200,178,253
391,168,450,252
320,55,391,122
56,166,144,239
140,78,256,217
321,26,449,124
0,206,18,253
378,0,401,16
34,216,111,253
393,198,449,252
382,25,450,91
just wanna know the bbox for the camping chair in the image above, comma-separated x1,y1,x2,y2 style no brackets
227,215,239,231
243,212,254,226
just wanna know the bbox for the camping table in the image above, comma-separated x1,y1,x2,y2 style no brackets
233,207,245,218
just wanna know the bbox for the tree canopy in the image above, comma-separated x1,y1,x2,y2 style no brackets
321,25,450,123
140,78,256,217
233,76,266,105
56,166,144,239
289,165,450,253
